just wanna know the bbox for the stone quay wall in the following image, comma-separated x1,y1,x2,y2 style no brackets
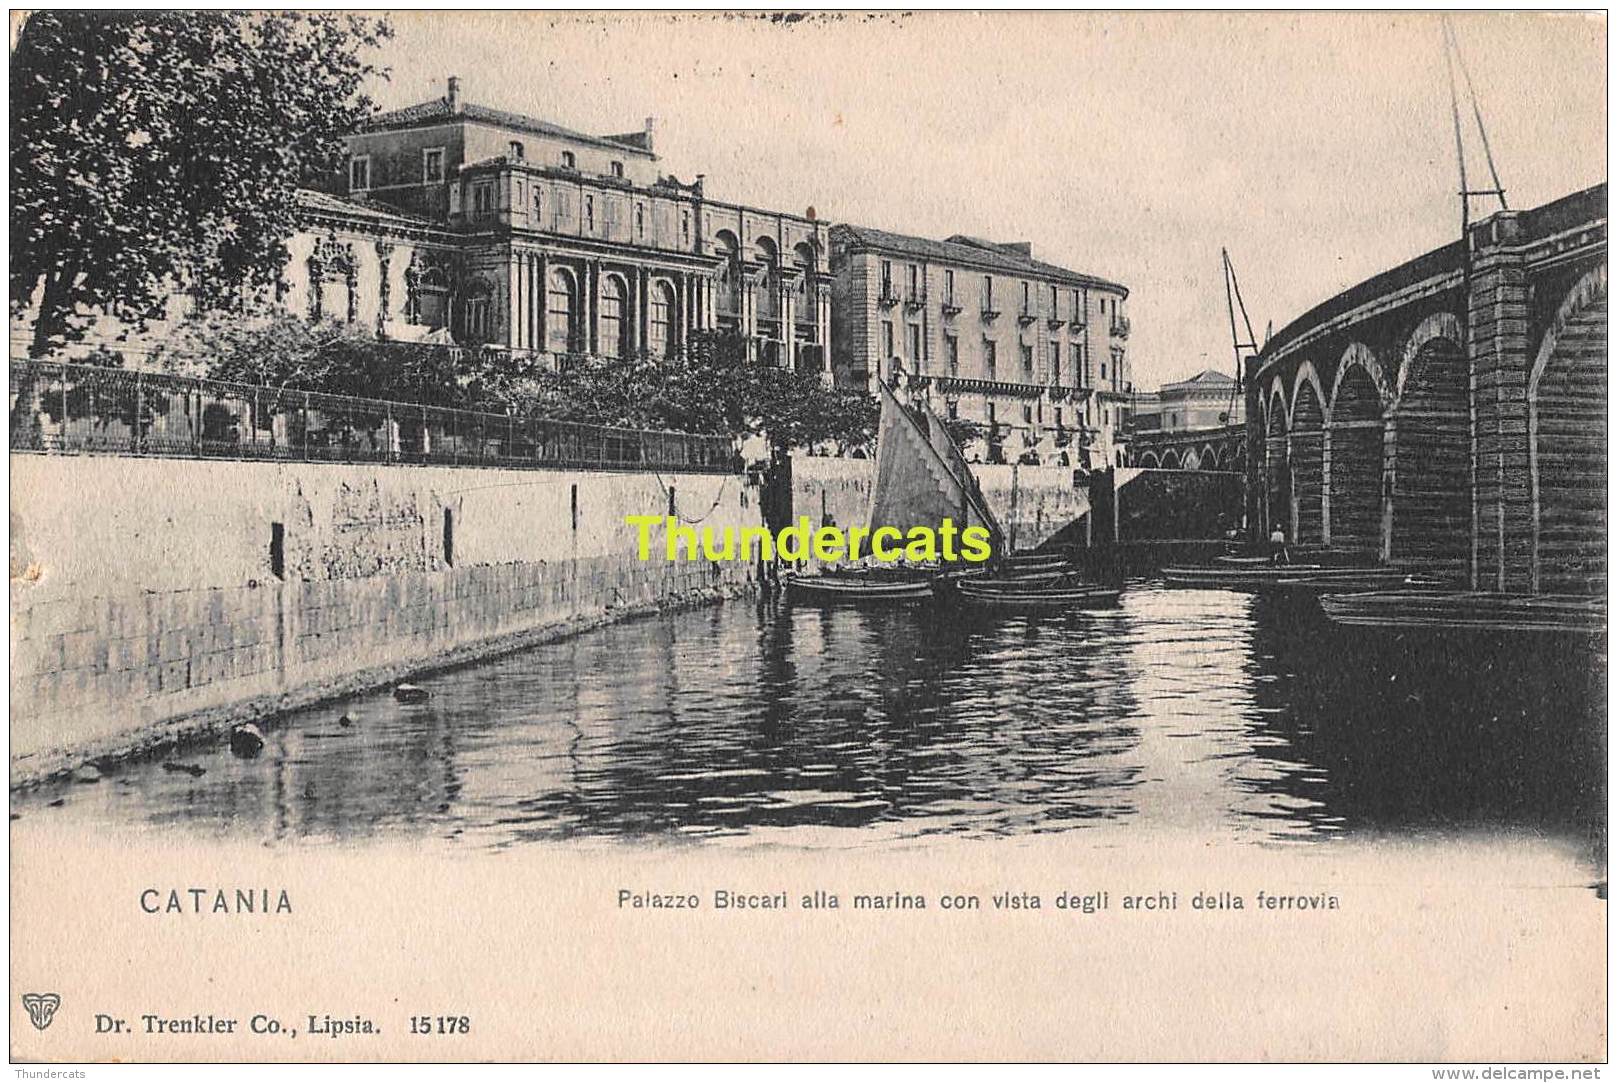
10,454,759,784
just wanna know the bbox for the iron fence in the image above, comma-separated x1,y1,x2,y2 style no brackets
9,360,739,474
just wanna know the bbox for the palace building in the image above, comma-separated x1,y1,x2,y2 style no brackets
828,224,1132,469
16,78,832,375
305,77,832,370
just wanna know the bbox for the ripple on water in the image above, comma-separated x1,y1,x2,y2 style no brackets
11,584,1605,861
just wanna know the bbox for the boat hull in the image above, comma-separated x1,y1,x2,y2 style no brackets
785,575,935,604
1319,590,1606,634
955,583,1122,613
1162,565,1439,592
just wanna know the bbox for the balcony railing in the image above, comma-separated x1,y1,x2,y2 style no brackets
933,375,1046,399
9,360,739,474
1110,315,1131,338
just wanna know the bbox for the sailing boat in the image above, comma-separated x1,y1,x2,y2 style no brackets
787,377,999,604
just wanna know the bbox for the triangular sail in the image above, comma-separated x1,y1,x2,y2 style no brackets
867,378,1003,551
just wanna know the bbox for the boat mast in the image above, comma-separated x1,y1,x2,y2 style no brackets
1221,248,1259,420
1442,15,1508,242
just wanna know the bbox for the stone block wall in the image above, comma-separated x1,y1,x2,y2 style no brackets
10,455,758,783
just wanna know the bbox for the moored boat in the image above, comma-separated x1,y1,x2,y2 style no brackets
1318,590,1605,634
1162,563,1438,592
785,574,936,604
955,579,1122,613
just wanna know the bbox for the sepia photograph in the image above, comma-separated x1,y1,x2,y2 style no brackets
6,7,1608,1069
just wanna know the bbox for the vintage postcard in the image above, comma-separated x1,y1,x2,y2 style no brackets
6,8,1608,1069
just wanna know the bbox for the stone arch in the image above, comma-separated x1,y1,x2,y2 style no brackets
1394,311,1463,409
754,235,780,320
648,277,679,359
1328,360,1385,554
790,240,817,312
1263,383,1291,538
546,266,579,353
1328,342,1389,422
1161,448,1182,469
1387,312,1468,573
1182,448,1202,470
1290,373,1326,544
1529,264,1606,594
598,271,631,358
459,275,494,344
714,230,742,316
1202,443,1219,470
1139,450,1161,468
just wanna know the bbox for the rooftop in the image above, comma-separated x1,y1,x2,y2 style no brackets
1164,369,1237,388
297,188,438,229
833,223,1126,295
364,86,657,160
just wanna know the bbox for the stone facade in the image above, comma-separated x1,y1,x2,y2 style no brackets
326,77,832,372
1131,369,1243,433
829,224,1131,469
12,77,833,376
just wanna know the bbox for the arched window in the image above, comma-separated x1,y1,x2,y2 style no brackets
461,279,493,343
413,267,448,329
793,242,815,314
755,237,779,320
649,280,676,359
715,231,741,316
600,274,628,358
546,268,577,354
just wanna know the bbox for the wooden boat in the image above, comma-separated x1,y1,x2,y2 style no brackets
1161,563,1434,591
788,376,1012,606
785,574,935,604
955,579,1122,613
1318,590,1605,634
1272,571,1448,593
1003,552,1072,573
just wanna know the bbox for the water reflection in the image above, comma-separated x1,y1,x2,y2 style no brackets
15,584,1605,861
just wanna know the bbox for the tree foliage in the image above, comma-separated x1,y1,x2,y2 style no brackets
526,332,875,449
10,11,392,356
151,318,878,451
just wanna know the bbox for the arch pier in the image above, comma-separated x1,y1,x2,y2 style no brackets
1245,185,1606,595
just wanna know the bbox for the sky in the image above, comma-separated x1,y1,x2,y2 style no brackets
371,11,1605,391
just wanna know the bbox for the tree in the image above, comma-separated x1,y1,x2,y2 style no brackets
941,416,986,449
10,11,392,357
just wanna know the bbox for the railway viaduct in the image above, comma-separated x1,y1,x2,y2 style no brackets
1246,184,1606,595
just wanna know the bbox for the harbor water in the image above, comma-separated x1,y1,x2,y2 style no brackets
13,583,1606,866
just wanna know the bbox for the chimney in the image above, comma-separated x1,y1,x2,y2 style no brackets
643,116,655,153
447,76,462,113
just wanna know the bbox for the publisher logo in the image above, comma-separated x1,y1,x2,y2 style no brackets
22,993,61,1031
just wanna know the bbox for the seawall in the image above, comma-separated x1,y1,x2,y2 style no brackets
10,454,759,785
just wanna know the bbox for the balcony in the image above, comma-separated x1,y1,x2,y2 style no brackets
1047,384,1093,402
1046,316,1066,330
1110,315,1131,339
940,300,962,317
933,375,1046,399
1016,308,1038,327
903,293,925,313
877,284,900,309
980,307,1001,321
